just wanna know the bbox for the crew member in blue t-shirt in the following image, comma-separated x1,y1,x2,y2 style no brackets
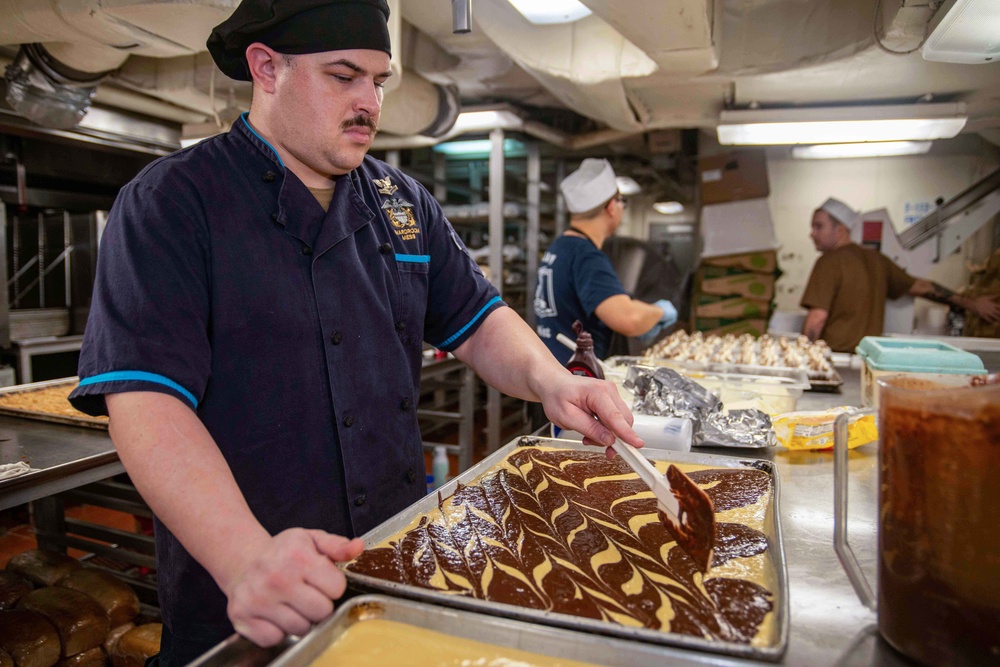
534,158,677,365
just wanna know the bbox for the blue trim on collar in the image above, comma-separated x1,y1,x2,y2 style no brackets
240,112,285,169
78,371,198,409
395,254,430,263
435,296,502,348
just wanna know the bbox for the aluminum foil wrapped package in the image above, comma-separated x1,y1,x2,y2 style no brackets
625,366,775,448
626,366,721,419
700,409,776,448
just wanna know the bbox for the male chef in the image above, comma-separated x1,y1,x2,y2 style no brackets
69,1,642,663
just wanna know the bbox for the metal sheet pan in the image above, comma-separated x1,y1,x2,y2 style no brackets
344,437,789,662
0,377,108,430
190,594,758,667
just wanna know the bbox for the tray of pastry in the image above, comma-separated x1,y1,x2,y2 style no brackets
608,355,842,392
343,437,789,662
192,593,742,667
0,377,108,430
635,331,843,391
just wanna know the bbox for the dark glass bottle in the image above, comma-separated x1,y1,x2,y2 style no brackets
565,320,604,379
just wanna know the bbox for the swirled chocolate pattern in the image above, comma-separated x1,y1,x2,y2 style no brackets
348,447,775,646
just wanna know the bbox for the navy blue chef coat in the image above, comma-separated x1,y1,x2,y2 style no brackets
533,235,627,365
69,114,503,642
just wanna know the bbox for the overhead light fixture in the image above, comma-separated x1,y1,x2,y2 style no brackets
922,0,1000,64
717,103,967,145
449,109,524,134
616,176,642,195
433,138,526,157
792,141,932,160
653,201,685,214
507,0,592,24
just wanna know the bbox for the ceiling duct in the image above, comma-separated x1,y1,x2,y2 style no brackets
0,0,233,129
471,0,657,132
380,74,460,137
4,43,120,129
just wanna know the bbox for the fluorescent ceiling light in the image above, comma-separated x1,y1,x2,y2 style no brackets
922,0,1000,64
433,138,525,157
792,141,932,160
717,104,966,145
616,176,642,195
507,0,592,24
653,201,685,214
450,109,523,134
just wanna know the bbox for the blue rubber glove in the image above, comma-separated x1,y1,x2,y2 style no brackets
653,299,678,327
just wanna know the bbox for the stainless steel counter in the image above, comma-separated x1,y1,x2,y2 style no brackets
0,414,121,511
687,368,908,666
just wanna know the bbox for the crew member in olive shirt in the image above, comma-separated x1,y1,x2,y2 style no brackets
800,197,1000,352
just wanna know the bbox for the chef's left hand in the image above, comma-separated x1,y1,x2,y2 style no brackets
537,372,643,458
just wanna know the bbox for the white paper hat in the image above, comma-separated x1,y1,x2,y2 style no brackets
560,158,618,214
818,197,860,230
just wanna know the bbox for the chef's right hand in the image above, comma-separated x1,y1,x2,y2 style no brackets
225,528,365,646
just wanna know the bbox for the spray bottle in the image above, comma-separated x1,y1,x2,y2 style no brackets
432,445,450,489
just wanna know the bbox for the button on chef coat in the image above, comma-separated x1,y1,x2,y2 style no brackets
69,114,503,642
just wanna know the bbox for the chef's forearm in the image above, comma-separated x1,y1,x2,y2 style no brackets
453,305,566,403
910,279,961,308
106,392,270,595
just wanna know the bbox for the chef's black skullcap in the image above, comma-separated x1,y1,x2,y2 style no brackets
208,0,391,81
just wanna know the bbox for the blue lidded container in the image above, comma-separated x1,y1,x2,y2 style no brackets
855,336,986,407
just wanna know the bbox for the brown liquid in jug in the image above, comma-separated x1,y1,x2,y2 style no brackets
878,381,1000,666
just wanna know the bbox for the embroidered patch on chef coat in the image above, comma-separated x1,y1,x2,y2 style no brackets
382,197,420,241
373,176,398,195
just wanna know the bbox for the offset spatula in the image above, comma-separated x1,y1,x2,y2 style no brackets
612,438,716,573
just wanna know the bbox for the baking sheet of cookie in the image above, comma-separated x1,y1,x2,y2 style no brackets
0,378,108,430
343,438,789,662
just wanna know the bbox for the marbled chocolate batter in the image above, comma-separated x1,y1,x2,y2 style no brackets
347,447,776,646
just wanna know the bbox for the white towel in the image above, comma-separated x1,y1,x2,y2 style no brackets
0,461,33,480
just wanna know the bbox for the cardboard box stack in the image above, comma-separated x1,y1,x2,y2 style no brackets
694,150,779,338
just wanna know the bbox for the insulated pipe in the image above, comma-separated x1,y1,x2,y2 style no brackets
452,0,472,34
375,70,460,137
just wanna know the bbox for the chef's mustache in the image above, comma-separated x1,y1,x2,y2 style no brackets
342,115,379,135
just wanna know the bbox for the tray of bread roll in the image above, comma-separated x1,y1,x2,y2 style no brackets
639,331,843,391
342,437,789,662
0,378,108,430
192,594,738,667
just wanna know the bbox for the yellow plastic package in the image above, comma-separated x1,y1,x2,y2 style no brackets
773,407,877,451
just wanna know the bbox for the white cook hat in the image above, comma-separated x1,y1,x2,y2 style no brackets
817,197,860,230
560,158,618,214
